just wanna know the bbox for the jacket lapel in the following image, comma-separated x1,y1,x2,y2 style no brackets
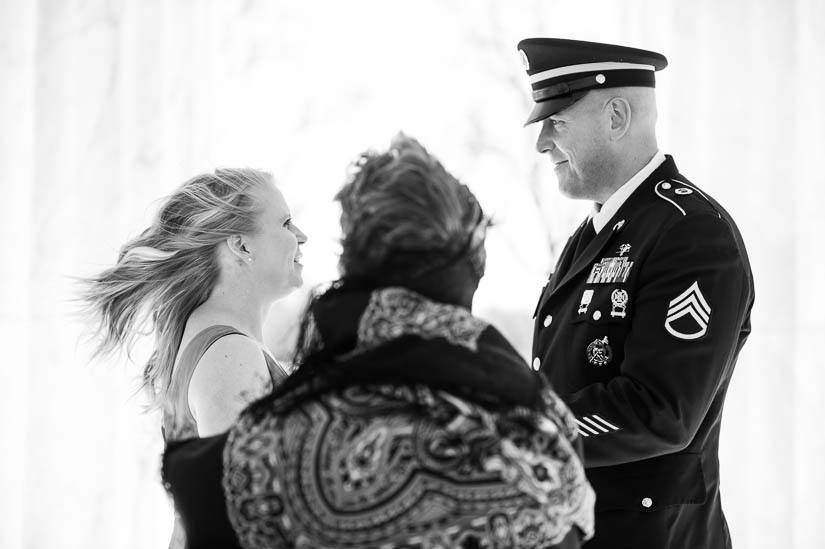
549,220,587,294
534,221,586,318
545,220,626,304
541,156,680,307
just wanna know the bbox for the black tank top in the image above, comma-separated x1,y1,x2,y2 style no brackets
163,325,286,548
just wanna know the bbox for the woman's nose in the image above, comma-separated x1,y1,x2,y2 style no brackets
294,224,308,244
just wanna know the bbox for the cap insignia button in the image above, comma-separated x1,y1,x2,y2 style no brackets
595,73,606,84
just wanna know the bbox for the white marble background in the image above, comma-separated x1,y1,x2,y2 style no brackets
0,0,823,547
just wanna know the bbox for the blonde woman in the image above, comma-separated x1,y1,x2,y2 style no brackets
81,168,307,544
83,168,306,438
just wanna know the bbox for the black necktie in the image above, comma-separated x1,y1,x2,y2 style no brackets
573,220,596,260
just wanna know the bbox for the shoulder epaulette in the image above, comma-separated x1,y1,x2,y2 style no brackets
653,179,720,218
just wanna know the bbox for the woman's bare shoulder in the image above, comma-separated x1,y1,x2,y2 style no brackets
188,334,272,435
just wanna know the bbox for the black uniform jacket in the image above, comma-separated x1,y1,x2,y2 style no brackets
533,156,754,549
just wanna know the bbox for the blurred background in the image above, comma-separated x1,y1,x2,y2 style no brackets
1,0,823,547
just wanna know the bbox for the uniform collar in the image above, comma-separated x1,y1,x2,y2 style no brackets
591,150,666,233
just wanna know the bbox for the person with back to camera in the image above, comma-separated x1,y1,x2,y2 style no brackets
161,134,596,548
80,168,307,547
516,38,755,548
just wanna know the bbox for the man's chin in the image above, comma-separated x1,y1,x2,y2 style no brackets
557,180,590,201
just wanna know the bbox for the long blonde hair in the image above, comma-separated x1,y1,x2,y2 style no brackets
80,168,272,411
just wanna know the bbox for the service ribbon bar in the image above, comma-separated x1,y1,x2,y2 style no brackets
586,257,634,284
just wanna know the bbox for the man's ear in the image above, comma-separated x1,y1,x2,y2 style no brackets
607,97,632,140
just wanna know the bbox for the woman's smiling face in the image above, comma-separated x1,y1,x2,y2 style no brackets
247,183,308,299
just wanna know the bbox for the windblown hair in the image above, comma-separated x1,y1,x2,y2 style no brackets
79,168,272,411
336,134,489,287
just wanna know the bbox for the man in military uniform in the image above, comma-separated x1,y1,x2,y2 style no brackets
518,38,755,548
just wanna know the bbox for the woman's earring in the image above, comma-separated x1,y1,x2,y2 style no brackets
247,256,253,262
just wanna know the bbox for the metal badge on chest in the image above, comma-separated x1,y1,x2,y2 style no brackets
580,241,634,367
610,289,628,318
586,336,613,366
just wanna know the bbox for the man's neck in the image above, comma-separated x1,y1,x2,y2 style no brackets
590,149,666,233
596,145,659,204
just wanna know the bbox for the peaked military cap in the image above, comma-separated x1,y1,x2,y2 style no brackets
517,38,668,125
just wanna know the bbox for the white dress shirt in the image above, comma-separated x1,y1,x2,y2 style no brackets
591,151,666,234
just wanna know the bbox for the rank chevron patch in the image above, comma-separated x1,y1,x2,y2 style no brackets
664,281,711,340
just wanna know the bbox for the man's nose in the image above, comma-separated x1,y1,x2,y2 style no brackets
535,121,556,153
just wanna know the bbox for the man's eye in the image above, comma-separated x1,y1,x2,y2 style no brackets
550,119,565,126
283,218,292,227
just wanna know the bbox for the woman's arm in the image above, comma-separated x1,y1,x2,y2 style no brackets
188,334,272,437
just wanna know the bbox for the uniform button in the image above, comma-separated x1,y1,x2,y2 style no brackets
163,481,172,490
661,182,672,190
641,497,653,508
543,315,553,327
532,357,541,371
592,310,602,321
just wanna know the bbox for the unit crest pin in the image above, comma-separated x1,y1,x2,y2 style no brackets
610,289,629,318
617,244,631,256
586,336,613,366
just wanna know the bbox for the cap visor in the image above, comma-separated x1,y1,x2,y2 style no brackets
523,95,581,126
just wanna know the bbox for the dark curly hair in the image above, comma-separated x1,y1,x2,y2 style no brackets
335,134,489,304
252,136,492,415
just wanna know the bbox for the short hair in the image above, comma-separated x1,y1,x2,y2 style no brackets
335,134,488,286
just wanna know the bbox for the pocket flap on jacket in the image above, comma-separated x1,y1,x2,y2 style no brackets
588,453,707,512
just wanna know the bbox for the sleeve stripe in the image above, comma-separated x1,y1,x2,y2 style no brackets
576,415,621,438
591,414,620,431
582,416,610,433
575,418,599,435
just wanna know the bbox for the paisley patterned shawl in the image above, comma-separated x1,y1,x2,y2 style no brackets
223,286,595,548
